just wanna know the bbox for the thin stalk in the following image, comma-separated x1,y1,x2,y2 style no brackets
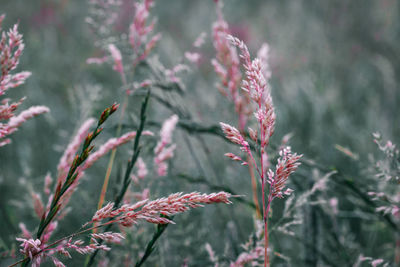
257,94,269,267
262,178,268,267
396,233,400,264
97,96,128,212
94,71,129,238
85,91,150,267
248,155,262,219
240,123,261,220
264,187,274,267
261,166,270,267
134,216,172,267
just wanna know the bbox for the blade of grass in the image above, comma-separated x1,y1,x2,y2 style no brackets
134,216,172,267
85,91,150,267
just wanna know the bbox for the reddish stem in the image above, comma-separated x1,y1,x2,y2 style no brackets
265,187,274,267
262,177,268,267
248,159,262,219
257,94,269,267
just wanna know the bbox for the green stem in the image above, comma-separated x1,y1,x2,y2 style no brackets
85,91,150,267
135,216,172,267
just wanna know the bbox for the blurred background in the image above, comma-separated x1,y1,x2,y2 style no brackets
1,0,399,266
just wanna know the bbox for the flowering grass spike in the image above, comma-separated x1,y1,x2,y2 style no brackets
221,35,302,267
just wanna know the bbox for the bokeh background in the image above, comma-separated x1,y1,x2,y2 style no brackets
1,0,399,266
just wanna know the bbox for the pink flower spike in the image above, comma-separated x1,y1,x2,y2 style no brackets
257,43,272,80
193,32,207,48
155,144,176,163
91,192,233,226
140,79,153,87
185,52,201,64
329,198,339,215
0,19,32,96
224,152,242,161
51,256,66,267
91,232,125,244
225,152,248,166
7,106,49,129
0,71,32,93
129,0,156,52
86,56,107,65
0,139,11,147
65,239,110,254
0,14,5,28
142,130,154,136
212,11,249,130
230,246,264,267
18,223,32,239
371,259,384,267
31,192,44,219
220,32,302,267
136,157,148,179
220,122,248,148
283,188,294,196
270,147,302,199
248,127,258,142
155,115,179,151
41,221,58,245
92,202,115,223
128,80,154,95
83,130,153,170
57,118,96,176
16,238,42,264
108,44,124,74
141,188,150,199
143,33,162,57
153,114,179,176
155,144,176,177
44,172,52,195
156,161,168,177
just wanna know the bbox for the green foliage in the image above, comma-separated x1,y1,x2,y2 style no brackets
1,1,399,266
